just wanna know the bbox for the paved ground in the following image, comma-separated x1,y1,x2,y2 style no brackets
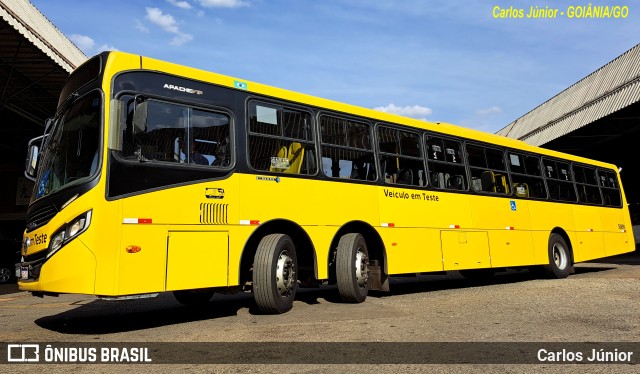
0,252,638,372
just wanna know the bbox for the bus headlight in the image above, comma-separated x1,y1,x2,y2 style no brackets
68,215,87,237
50,231,66,252
47,210,92,258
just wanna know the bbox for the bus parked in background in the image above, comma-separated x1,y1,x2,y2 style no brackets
19,52,634,314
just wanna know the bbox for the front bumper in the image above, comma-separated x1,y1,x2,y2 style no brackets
18,238,96,294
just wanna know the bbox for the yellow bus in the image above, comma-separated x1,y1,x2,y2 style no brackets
19,51,634,314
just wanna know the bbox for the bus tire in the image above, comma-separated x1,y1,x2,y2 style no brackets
173,288,214,307
253,234,297,314
336,233,369,303
542,233,573,279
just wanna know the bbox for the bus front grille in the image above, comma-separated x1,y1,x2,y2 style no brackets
26,204,58,232
200,203,228,225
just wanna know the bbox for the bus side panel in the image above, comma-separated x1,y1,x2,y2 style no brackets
228,226,256,286
89,199,122,296
303,226,335,280
238,175,379,227
599,207,634,257
441,230,490,270
377,187,470,274
528,201,576,265
469,196,535,267
377,187,473,231
383,228,443,274
118,224,168,295
166,230,228,291
487,230,534,268
572,205,605,262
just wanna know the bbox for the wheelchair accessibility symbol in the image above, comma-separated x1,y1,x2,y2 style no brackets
510,201,517,211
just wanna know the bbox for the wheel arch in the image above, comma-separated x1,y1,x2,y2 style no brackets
550,227,574,264
239,219,317,287
328,220,388,291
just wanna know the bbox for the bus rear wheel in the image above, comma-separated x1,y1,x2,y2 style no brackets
173,288,214,307
541,233,573,279
336,233,370,303
253,234,298,314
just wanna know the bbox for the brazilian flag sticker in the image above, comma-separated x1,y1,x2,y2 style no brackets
234,80,248,90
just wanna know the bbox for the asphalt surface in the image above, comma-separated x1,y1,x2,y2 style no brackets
0,252,638,373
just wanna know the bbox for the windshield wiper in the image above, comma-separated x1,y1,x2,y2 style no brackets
61,92,78,112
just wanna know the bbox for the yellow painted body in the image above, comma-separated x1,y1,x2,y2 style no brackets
19,52,635,297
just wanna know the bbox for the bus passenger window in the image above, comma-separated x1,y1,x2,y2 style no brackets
426,135,467,191
248,101,317,175
377,126,425,186
599,169,622,207
466,144,509,195
573,164,602,205
544,159,576,202
321,148,376,181
509,152,546,199
321,115,376,181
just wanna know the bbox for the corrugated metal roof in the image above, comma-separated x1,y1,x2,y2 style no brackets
497,43,640,146
0,0,86,72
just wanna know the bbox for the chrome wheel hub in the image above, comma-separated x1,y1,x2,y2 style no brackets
553,243,568,270
355,249,369,289
276,250,295,297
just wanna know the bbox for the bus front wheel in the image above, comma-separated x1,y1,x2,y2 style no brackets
542,233,573,279
336,233,370,303
253,234,298,314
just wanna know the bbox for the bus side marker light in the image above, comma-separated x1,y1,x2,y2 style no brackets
381,223,395,227
587,228,593,232
123,218,152,224
449,225,460,229
240,220,260,225
505,226,514,230
126,245,142,253
392,242,398,246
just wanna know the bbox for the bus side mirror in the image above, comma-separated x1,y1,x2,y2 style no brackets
25,135,46,182
132,99,148,134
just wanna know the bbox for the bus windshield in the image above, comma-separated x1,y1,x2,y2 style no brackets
34,90,101,201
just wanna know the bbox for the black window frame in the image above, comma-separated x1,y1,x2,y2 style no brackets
425,133,468,191
506,151,548,200
115,93,235,171
376,124,426,187
318,113,377,182
572,163,603,205
465,142,511,196
542,157,577,203
597,167,622,207
246,99,318,176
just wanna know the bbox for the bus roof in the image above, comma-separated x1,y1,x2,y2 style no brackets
106,51,618,171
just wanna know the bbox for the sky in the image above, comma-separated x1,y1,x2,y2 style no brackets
30,0,640,133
